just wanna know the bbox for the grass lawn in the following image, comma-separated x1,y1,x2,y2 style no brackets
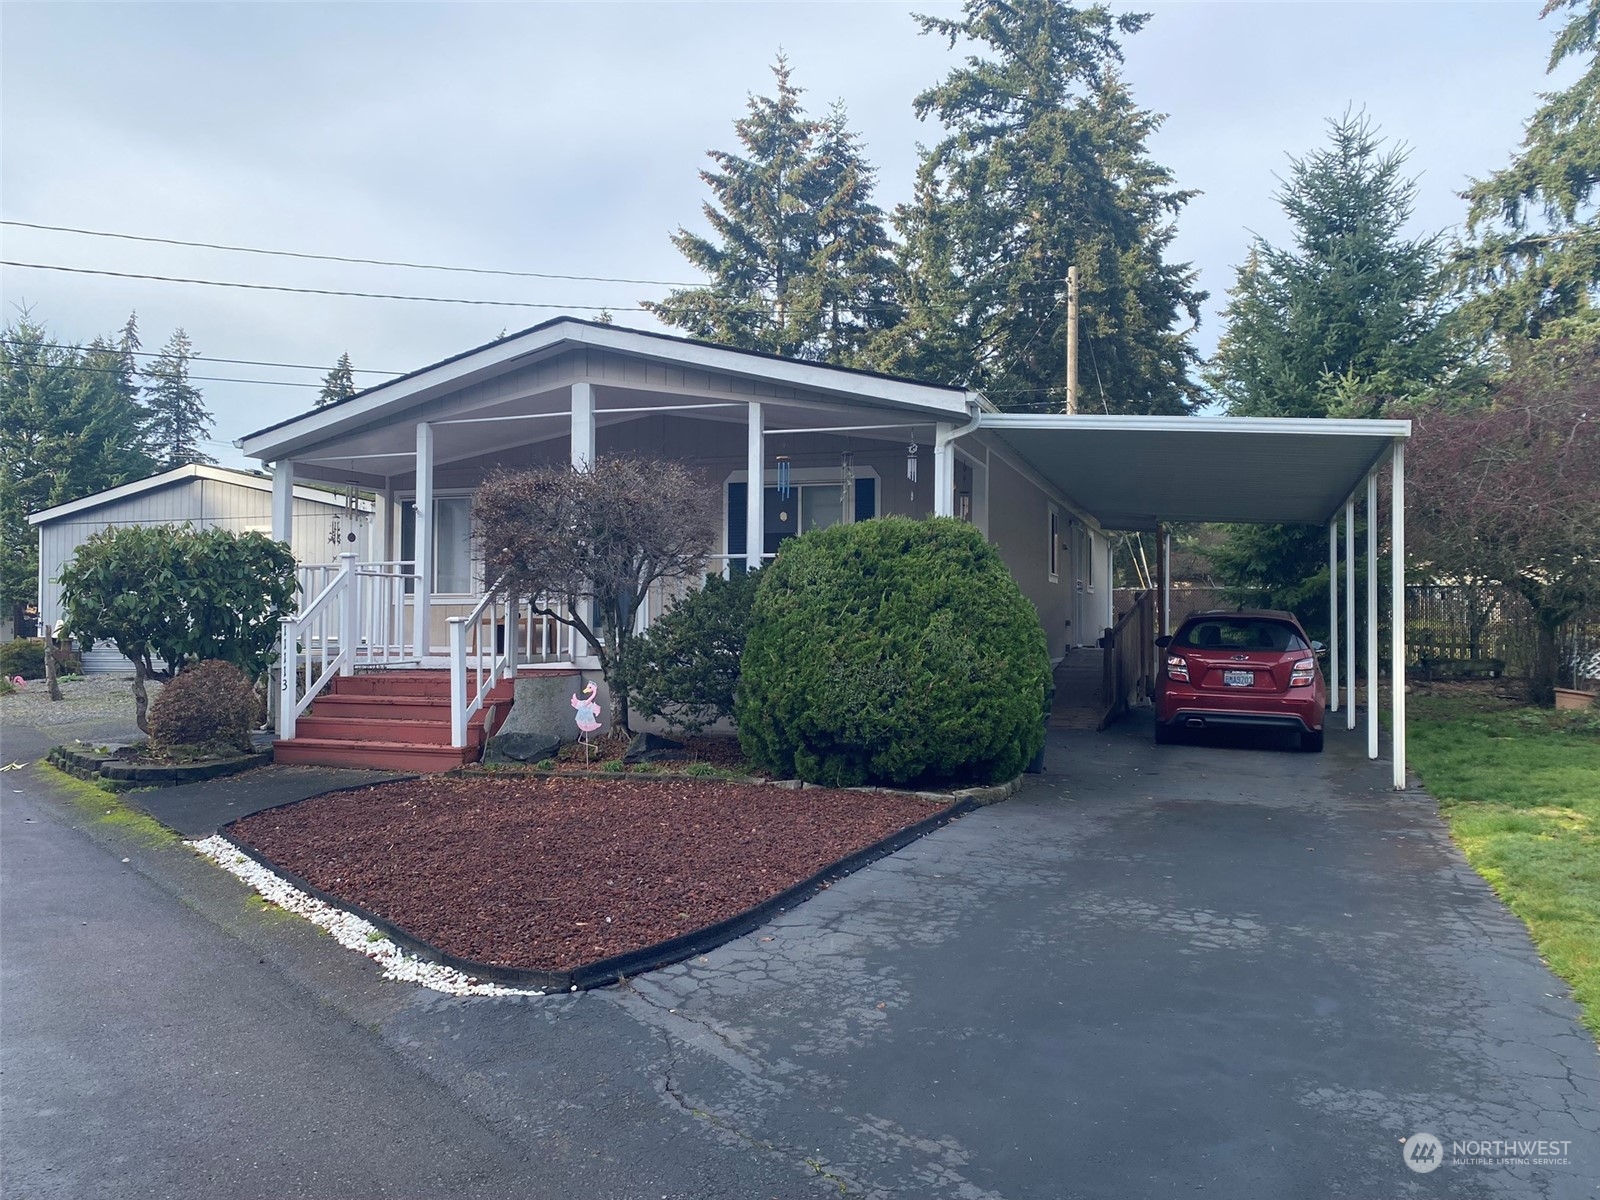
1407,687,1600,1041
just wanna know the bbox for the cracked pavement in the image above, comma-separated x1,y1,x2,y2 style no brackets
4,707,1598,1197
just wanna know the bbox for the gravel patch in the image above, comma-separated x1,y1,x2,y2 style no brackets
0,674,159,731
187,835,545,997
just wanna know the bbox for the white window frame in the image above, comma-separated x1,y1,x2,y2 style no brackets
398,489,481,598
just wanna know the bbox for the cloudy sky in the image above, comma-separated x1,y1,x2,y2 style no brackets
1,1,1567,467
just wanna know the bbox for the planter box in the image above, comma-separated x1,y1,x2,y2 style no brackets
1554,687,1598,711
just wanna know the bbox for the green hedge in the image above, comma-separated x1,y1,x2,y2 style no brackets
736,517,1050,788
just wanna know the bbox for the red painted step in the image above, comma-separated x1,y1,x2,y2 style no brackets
274,668,518,771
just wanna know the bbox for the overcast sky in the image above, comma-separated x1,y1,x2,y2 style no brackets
0,1,1567,468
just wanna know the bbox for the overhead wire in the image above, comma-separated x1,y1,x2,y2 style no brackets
0,335,405,378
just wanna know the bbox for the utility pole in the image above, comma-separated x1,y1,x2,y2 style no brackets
1065,264,1079,415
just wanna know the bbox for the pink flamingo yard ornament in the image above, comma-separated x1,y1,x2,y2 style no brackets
571,681,603,762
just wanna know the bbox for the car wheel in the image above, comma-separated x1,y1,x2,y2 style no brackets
1301,729,1324,753
1154,722,1176,745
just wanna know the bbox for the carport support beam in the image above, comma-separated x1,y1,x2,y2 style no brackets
1329,518,1339,711
1346,495,1356,731
1160,527,1171,637
1390,441,1407,789
1366,469,1379,760
271,459,295,548
746,402,764,573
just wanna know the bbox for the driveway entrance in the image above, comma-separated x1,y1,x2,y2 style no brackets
604,716,1600,1198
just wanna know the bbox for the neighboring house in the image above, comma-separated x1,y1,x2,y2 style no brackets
29,464,370,673
239,317,1414,786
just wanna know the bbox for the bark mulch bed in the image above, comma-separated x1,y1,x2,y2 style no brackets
227,775,954,975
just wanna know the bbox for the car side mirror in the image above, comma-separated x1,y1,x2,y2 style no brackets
1155,634,1173,649
1311,640,1327,655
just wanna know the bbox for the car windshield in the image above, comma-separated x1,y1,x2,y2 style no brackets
1175,618,1309,653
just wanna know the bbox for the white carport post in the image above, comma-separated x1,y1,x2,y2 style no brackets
1160,527,1172,636
413,422,433,658
1345,494,1356,732
746,402,764,572
271,459,295,548
932,421,955,517
1390,440,1407,789
1328,517,1339,712
1366,470,1379,760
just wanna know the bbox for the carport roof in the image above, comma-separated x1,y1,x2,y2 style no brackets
976,413,1410,531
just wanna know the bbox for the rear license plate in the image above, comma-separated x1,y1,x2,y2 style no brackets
1223,670,1255,687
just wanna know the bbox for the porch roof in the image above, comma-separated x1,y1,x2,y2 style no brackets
975,414,1411,531
237,317,978,467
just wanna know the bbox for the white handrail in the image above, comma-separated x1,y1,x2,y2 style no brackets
279,553,356,738
449,584,518,748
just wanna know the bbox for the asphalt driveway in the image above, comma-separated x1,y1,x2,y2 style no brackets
5,704,1598,1198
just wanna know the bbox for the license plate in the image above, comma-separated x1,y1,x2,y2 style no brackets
1223,670,1255,687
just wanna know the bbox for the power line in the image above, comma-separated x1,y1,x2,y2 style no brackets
2,219,699,288
0,335,403,377
0,260,647,311
5,356,338,389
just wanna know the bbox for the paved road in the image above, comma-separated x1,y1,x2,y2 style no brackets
4,705,1597,1198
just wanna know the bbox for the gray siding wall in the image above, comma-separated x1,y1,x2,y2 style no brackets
37,477,361,670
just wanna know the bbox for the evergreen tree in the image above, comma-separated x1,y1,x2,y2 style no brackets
0,313,156,630
1456,0,1600,341
644,56,900,364
317,351,357,407
876,0,1204,413
1204,112,1457,625
140,328,214,467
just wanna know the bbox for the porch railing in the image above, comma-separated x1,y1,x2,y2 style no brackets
278,554,421,737
448,585,519,749
1100,589,1156,730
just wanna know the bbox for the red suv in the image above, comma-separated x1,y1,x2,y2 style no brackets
1154,610,1327,752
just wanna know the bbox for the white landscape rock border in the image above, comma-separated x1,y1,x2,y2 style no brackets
187,835,546,998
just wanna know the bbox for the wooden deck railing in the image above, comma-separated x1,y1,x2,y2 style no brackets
1100,590,1156,730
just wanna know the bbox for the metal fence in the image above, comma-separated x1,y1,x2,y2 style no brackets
1406,584,1600,687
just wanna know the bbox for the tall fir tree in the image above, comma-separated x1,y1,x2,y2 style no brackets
140,328,215,468
317,351,357,407
0,313,156,629
875,0,1204,413
1456,0,1600,342
1204,111,1458,627
644,56,900,364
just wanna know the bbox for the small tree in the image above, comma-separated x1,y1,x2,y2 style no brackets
473,458,719,733
317,352,357,407
57,525,297,732
1406,339,1600,704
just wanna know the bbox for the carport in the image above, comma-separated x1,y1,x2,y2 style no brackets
973,414,1412,788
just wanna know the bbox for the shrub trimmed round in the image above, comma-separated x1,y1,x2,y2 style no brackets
148,659,257,754
736,517,1050,788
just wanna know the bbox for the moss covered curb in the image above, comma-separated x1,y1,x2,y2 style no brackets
48,742,271,792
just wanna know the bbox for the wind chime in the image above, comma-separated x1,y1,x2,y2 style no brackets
840,451,854,516
775,454,792,501
907,440,919,505
329,480,361,546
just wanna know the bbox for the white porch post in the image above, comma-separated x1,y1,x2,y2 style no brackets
933,422,956,517
746,402,764,572
413,422,433,658
1345,495,1356,732
1329,517,1339,712
1366,470,1379,760
271,459,295,548
1160,527,1172,636
1391,441,1407,789
571,380,595,470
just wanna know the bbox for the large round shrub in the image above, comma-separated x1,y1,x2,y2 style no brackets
147,660,257,754
736,517,1050,788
